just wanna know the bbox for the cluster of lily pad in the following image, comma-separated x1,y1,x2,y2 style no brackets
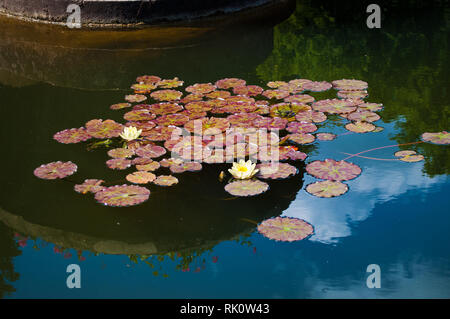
33,75,449,242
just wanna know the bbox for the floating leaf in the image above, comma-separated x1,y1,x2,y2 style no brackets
170,162,202,174
205,90,231,99
286,121,318,134
252,117,288,130
156,77,184,88
257,217,313,242
227,113,262,128
74,179,105,194
337,90,368,99
215,78,246,89
155,113,190,126
150,90,183,101
136,75,161,84
306,159,361,181
316,133,336,141
180,93,204,104
284,94,315,104
123,110,156,122
332,79,368,91
302,81,332,92
132,157,154,165
256,163,298,179
135,145,167,158
185,101,212,112
295,110,327,123
53,127,92,144
288,133,315,145
126,171,156,184
312,99,358,114
153,175,179,186
85,119,123,139
347,110,380,122
95,184,150,207
110,103,132,110
136,161,161,172
345,121,375,133
358,102,383,112
125,121,156,133
131,83,156,93
185,83,216,94
267,81,287,88
125,94,147,103
34,161,77,180
107,148,135,159
421,131,450,145
306,180,348,198
147,103,183,116
233,85,263,96
106,158,132,170
262,89,290,100
398,154,425,162
184,117,230,135
180,109,207,120
159,157,184,167
270,103,310,121
394,150,417,157
372,126,384,132
224,180,269,197
143,126,182,141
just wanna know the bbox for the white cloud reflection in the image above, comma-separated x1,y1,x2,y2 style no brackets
282,161,447,244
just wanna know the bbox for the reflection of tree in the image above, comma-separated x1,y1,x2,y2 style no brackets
257,0,449,176
0,223,21,298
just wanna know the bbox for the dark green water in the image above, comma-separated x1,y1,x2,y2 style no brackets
0,0,449,298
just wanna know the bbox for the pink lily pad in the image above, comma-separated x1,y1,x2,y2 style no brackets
257,217,313,242
169,162,202,174
180,109,207,120
288,133,315,145
85,119,124,139
142,126,182,141
224,180,269,197
337,90,368,99
126,171,156,184
53,127,92,144
136,161,161,172
306,159,361,181
74,179,105,194
132,157,154,165
185,101,213,112
148,103,183,115
421,131,450,145
136,75,161,84
205,90,231,99
131,83,156,93
347,110,380,122
316,133,337,141
302,81,332,92
159,157,184,167
155,113,190,126
256,163,298,180
284,94,315,104
233,85,263,97
286,121,318,134
150,90,183,101
394,150,417,157
357,102,383,112
135,144,167,158
95,184,150,207
106,158,132,170
34,161,77,180
180,93,204,104
252,117,288,130
184,117,230,135
153,175,179,186
215,78,246,89
107,148,135,159
125,94,147,103
270,103,311,121
295,110,327,123
398,154,425,162
262,89,290,100
227,113,262,128
185,83,216,94
110,103,132,110
156,77,184,89
123,110,156,122
332,79,368,91
345,121,376,133
267,81,287,88
312,99,358,114
306,180,348,198
125,121,156,133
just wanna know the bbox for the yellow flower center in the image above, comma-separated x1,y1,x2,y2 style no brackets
238,166,248,172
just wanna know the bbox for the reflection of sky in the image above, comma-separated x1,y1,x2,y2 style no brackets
283,162,447,244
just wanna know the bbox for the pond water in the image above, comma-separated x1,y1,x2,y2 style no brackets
0,0,449,298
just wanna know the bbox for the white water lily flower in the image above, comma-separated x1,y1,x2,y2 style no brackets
120,126,142,141
228,159,259,180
